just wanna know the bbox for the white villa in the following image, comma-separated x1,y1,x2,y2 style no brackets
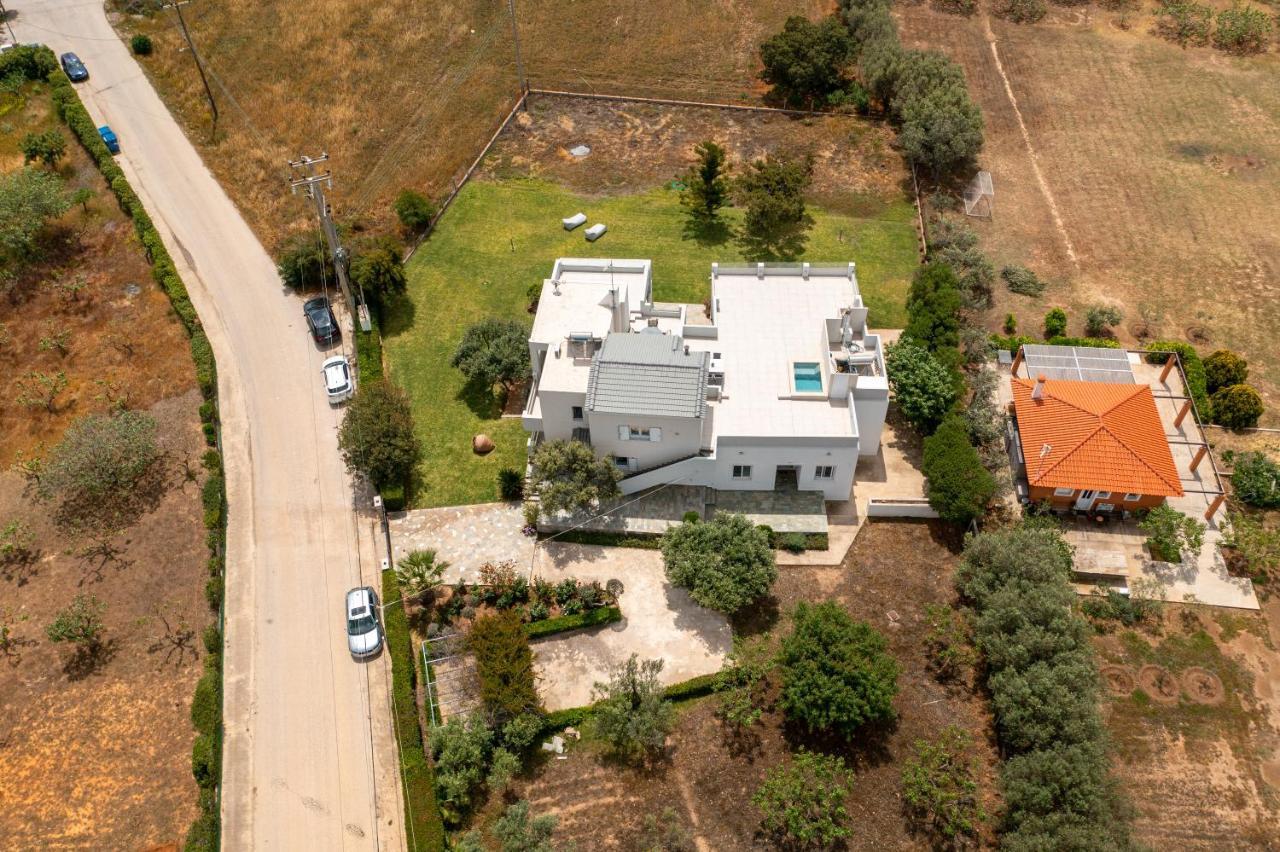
522,258,888,503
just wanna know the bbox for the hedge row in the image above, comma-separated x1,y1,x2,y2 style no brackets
524,605,622,640
538,671,721,739
1145,340,1210,422
33,44,230,849
382,570,447,851
958,523,1134,849
539,529,663,549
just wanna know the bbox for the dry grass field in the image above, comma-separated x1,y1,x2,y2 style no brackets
115,0,825,247
898,4,1280,416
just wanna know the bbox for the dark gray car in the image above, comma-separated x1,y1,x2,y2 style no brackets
303,296,339,346
60,52,89,82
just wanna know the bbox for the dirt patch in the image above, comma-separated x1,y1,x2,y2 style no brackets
1138,664,1182,704
494,520,999,849
1101,664,1136,697
1180,667,1225,706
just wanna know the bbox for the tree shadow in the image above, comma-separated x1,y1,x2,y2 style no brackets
780,714,897,770
2,634,38,667
735,216,813,262
732,594,782,638
1,551,42,587
379,289,417,339
681,213,732,249
146,612,199,670
74,535,134,585
455,375,503,420
62,638,119,681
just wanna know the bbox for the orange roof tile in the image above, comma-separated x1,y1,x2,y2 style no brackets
1012,377,1183,497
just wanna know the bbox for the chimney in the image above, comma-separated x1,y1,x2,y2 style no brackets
1032,374,1047,400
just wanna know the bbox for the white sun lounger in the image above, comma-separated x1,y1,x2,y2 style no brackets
561,212,587,230
584,223,607,241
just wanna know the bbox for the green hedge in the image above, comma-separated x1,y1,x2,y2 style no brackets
382,570,447,851
524,605,622,640
38,48,230,849
357,310,385,384
381,482,406,512
989,333,1122,352
1145,340,1210,422
537,671,720,739
541,529,662,549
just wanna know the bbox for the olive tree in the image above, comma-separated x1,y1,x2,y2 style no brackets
0,167,71,258
20,129,68,169
528,439,620,519
46,594,107,649
39,410,160,532
758,15,854,108
451,318,531,397
661,513,776,615
753,749,853,848
591,654,675,765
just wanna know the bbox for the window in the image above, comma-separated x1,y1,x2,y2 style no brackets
1097,504,1115,513
1124,493,1141,502
614,457,633,471
1095,491,1112,499
814,465,835,480
1053,487,1075,497
617,425,662,442
571,406,584,421
732,465,752,480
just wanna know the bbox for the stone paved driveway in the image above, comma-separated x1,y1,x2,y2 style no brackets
388,505,731,710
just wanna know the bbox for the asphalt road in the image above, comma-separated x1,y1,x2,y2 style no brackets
6,2,406,849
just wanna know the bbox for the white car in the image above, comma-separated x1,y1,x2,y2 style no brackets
322,355,353,404
345,587,382,657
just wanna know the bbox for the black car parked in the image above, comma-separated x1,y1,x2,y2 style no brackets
304,296,340,346
60,52,89,82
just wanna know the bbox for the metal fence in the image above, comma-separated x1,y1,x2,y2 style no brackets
420,632,480,727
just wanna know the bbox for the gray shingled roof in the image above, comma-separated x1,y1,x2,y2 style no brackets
586,332,709,419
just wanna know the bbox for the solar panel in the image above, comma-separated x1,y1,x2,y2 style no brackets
1022,344,1133,384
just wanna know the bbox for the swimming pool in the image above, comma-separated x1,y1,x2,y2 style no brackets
793,362,822,393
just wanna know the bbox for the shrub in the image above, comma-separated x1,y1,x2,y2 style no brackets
130,34,154,55
1213,2,1272,54
338,380,421,489
934,0,977,14
501,712,544,753
274,230,334,290
995,0,1048,22
529,439,621,519
1154,0,1213,46
451,318,531,396
1083,305,1122,338
1211,384,1264,429
639,808,695,852
680,140,730,218
191,733,219,786
1231,452,1280,508
498,468,524,500
1080,587,1162,627
780,532,807,554
19,129,67,169
1222,512,1280,580
681,510,701,524
758,15,855,108
1042,308,1068,339
902,726,985,841
491,800,559,852
885,339,960,434
753,749,853,848
1003,313,1018,335
923,415,996,524
1140,504,1205,562
1001,263,1045,296
46,594,106,648
430,715,494,824
1145,341,1209,421
903,261,963,353
469,610,539,726
591,654,675,765
927,220,994,310
393,189,435,235
923,603,975,681
779,601,899,737
661,513,776,615
715,636,774,728
523,604,621,640
1204,349,1249,394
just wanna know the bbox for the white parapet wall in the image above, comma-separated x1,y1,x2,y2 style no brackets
866,498,940,519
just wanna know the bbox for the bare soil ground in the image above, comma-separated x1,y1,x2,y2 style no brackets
481,94,909,215
897,4,1280,418
1093,600,1280,847
489,521,1001,850
0,82,209,848
115,0,826,247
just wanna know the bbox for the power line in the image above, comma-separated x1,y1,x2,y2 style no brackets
162,0,218,137
288,153,371,333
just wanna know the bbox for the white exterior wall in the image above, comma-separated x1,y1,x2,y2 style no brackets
537,389,587,441
852,382,889,457
588,411,703,470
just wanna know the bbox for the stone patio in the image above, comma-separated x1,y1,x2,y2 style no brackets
541,485,705,535
709,487,827,534
388,502,532,584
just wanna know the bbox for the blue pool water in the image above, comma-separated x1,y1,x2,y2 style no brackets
793,362,822,392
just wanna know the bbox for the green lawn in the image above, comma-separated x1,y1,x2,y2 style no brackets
385,177,918,508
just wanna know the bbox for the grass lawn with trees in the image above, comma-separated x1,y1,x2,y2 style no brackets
385,176,918,507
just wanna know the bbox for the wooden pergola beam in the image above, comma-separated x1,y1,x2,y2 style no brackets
1204,492,1227,521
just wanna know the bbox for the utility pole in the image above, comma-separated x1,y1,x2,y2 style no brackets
505,0,528,103
288,153,371,332
164,0,219,137
0,0,17,45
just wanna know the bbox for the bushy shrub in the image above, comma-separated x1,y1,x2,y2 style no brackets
130,34,153,55
927,218,994,310
753,749,853,847
995,0,1048,22
661,513,776,615
779,601,899,737
191,668,221,736
1213,2,1273,54
780,532,807,554
430,715,494,824
902,726,985,841
1001,264,1045,296
904,261,963,353
1204,349,1249,394
1084,305,1122,338
393,189,435,235
681,510,701,524
1231,452,1280,508
1004,313,1018,334
885,339,960,434
1211,384,1264,429
716,636,773,728
923,603,975,681
923,415,996,524
1042,308,1068,339
469,610,540,725
274,230,334,290
591,654,674,765
1154,0,1213,45
1222,512,1280,580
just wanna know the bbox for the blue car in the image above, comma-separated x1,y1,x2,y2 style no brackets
60,52,89,82
98,125,119,154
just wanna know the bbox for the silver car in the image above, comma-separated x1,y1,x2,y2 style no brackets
322,355,353,404
345,587,382,657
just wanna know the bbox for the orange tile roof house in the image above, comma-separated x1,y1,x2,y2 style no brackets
1011,374,1183,513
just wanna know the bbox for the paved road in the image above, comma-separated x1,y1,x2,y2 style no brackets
7,2,406,849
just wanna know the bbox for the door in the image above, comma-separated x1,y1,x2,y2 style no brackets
1075,489,1096,510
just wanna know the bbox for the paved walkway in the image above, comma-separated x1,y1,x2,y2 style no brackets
389,503,531,584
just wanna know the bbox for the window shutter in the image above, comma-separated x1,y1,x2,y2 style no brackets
650,427,662,442
618,426,629,441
